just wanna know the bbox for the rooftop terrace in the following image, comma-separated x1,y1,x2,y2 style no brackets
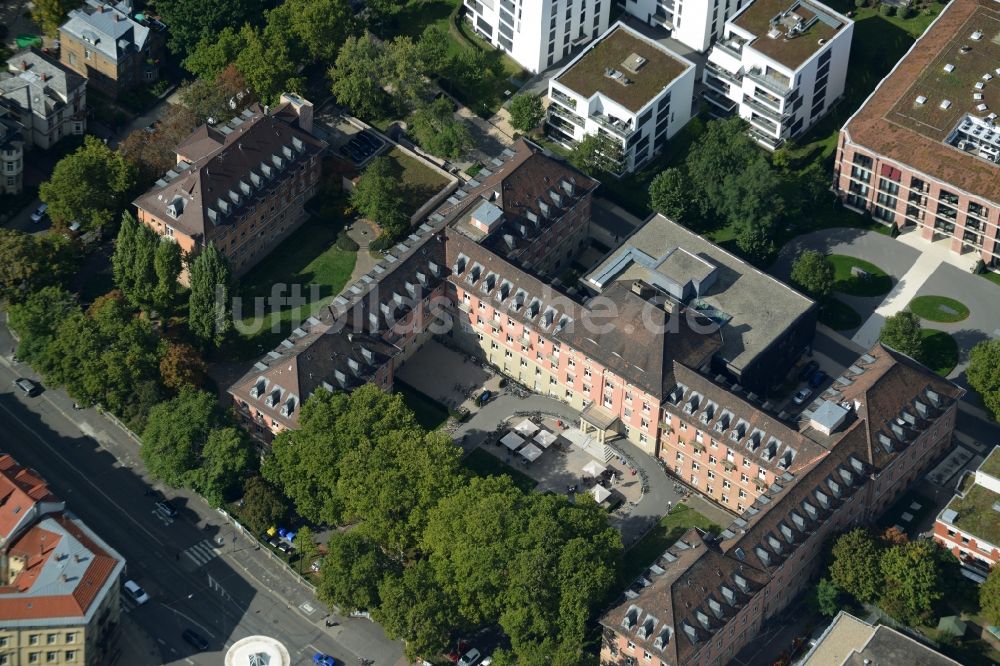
732,0,847,70
944,481,1000,547
979,447,1000,478
555,23,690,113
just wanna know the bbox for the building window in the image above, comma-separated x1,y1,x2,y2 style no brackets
46,653,57,664
30,635,40,646
47,634,57,645
65,652,76,662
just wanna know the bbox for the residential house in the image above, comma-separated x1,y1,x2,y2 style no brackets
702,0,853,150
1,49,87,150
933,446,1000,575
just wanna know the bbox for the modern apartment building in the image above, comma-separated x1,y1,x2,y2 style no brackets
601,344,963,666
624,0,748,52
702,0,853,149
933,447,1000,573
801,611,962,666
0,455,126,666
0,109,24,195
1,49,87,150
547,22,696,173
133,95,326,281
835,0,1000,265
59,0,165,98
462,0,611,73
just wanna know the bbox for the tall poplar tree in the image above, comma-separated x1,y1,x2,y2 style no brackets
188,244,232,347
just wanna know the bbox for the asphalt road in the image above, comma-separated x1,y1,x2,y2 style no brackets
0,365,391,666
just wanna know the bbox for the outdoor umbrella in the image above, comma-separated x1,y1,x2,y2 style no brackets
591,484,612,503
501,432,525,451
520,443,543,462
534,429,557,448
582,460,607,477
514,419,538,437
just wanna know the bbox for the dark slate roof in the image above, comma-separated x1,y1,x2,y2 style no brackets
59,0,151,63
1,50,85,118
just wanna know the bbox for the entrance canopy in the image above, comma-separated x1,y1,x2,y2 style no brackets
501,432,525,450
513,419,538,437
591,484,612,503
520,443,543,462
582,460,607,477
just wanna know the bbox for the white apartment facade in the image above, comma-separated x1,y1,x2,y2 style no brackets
624,0,749,52
701,0,852,150
462,0,611,73
547,22,695,173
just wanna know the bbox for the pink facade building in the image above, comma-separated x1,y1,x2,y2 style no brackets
835,0,1000,266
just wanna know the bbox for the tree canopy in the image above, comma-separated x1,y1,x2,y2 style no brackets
508,94,544,132
0,230,78,302
39,136,137,232
568,132,624,177
791,250,835,298
329,34,389,119
967,339,1000,421
119,105,198,187
648,168,692,225
829,528,882,604
140,387,219,487
240,475,289,534
879,311,924,361
192,427,257,506
878,540,944,625
188,243,232,348
981,566,1000,626
350,156,407,241
156,0,266,56
409,98,473,160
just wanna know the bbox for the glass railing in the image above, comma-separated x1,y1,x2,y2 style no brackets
747,68,791,96
705,61,743,86
550,88,577,109
590,113,635,138
549,104,585,127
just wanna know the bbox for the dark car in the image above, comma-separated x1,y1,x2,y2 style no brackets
154,499,178,519
182,629,209,651
477,390,492,406
277,541,294,555
13,378,41,397
313,654,337,666
808,370,828,388
798,360,819,382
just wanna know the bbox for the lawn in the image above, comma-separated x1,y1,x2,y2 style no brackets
615,504,721,589
463,447,538,493
226,216,357,359
829,255,893,297
395,380,451,430
818,296,863,331
384,147,450,219
908,295,970,323
920,329,959,377
981,271,1000,288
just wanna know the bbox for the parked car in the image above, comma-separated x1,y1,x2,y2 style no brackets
798,360,819,381
182,629,209,651
792,387,813,406
267,536,281,548
457,649,482,666
154,499,178,519
12,378,41,397
312,653,337,666
276,541,294,555
30,203,48,222
477,390,492,406
808,370,828,388
123,580,150,605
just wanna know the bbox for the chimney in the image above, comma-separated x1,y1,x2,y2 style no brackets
280,93,313,133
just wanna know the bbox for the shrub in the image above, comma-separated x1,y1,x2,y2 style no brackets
879,3,895,16
336,230,360,252
855,0,868,7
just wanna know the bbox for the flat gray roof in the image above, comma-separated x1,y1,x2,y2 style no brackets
585,213,815,372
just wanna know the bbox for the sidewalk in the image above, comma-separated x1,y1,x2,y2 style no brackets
852,251,943,348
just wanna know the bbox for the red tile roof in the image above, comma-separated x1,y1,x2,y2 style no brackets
0,454,59,541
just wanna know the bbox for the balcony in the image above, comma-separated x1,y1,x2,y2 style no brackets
551,88,577,110
747,67,791,97
748,126,783,150
747,112,779,136
714,39,744,60
703,87,737,113
743,95,788,124
548,104,585,128
590,112,635,139
705,61,743,87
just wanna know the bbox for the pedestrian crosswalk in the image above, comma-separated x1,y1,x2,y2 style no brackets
183,540,220,567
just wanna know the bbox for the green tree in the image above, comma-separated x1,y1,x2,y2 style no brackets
879,311,924,360
177,66,255,125
188,243,232,348
140,387,218,487
648,168,691,224
153,240,183,312
128,222,160,310
508,94,544,132
240,475,288,534
293,525,320,566
120,104,198,187
878,540,944,625
829,529,883,604
7,287,77,362
192,427,256,506
811,578,841,617
791,250,835,298
967,339,1000,420
31,0,76,37
112,211,138,292
568,132,625,176
981,566,1000,626
409,98,473,160
235,24,304,104
39,136,137,232
318,531,397,611
350,156,407,240
262,385,418,526
734,219,776,262
0,231,77,301
329,33,388,119
156,0,266,57
375,560,454,660
416,25,451,77
182,26,243,79
382,36,428,109
685,117,761,217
